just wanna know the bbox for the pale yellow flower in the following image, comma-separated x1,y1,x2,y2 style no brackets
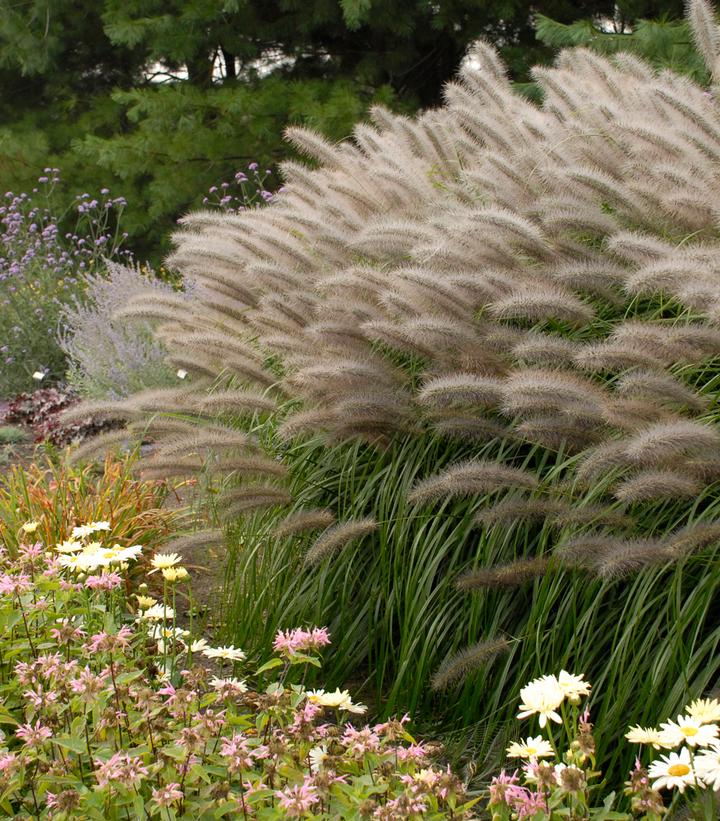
161,567,189,582
306,689,348,707
21,521,39,534
306,688,366,713
687,698,720,725
506,736,554,759
625,726,668,749
557,671,591,703
413,769,442,788
150,553,182,572
135,595,157,610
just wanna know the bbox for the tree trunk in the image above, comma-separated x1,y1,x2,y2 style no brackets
221,48,237,80
186,53,214,87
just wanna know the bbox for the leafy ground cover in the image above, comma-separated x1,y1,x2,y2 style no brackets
0,518,479,819
0,513,718,818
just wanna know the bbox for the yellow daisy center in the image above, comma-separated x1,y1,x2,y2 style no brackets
668,764,691,777
681,726,698,737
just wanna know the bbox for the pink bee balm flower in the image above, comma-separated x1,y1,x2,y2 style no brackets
394,743,429,763
341,725,381,755
0,572,32,596
489,770,520,805
86,625,132,654
157,682,177,700
152,783,184,807
70,666,108,698
275,781,320,817
273,626,331,655
23,684,58,709
19,541,44,561
220,733,254,773
94,751,149,789
505,786,548,819
0,753,19,774
85,571,123,590
16,721,52,747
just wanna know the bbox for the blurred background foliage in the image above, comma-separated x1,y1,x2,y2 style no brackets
0,0,688,263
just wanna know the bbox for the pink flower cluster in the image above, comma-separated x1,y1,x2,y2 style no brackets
85,571,123,590
15,720,53,748
272,626,331,656
95,751,150,789
489,770,548,819
275,780,320,817
0,534,474,819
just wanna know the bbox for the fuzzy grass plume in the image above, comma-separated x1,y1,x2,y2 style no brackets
68,0,720,787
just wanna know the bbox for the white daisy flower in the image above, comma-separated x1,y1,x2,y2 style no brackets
517,675,565,728
659,715,719,748
115,544,142,562
189,639,209,653
58,550,105,572
308,745,327,773
71,522,110,539
148,625,189,641
648,748,697,792
695,742,720,790
209,676,248,694
137,604,175,621
202,645,246,662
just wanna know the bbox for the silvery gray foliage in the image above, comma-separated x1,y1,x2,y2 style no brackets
59,262,182,400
